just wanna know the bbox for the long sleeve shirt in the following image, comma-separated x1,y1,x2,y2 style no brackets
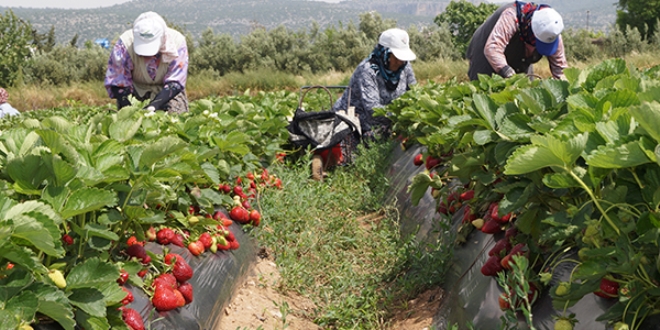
484,6,568,79
104,38,188,99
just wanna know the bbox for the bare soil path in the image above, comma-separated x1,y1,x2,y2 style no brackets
216,248,443,330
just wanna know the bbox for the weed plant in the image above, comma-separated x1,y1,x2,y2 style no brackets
255,140,452,329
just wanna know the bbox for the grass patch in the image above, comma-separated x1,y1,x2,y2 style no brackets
254,140,452,329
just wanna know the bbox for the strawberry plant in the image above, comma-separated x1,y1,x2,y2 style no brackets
0,90,295,328
388,58,660,328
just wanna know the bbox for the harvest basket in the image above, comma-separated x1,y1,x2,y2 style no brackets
286,85,360,180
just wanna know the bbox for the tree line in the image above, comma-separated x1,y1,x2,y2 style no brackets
0,0,658,88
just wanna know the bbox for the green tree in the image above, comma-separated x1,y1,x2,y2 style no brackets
0,9,33,87
616,0,660,41
359,11,396,41
434,0,498,58
44,25,56,52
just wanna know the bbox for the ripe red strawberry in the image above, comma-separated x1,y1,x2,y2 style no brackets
462,205,476,223
249,210,261,226
117,269,129,285
165,253,193,283
217,236,230,251
121,287,134,305
481,218,502,234
122,307,145,330
459,190,474,201
188,241,205,256
62,234,74,245
501,243,528,270
198,232,213,249
413,153,423,166
222,218,233,227
152,287,182,312
137,269,148,278
126,244,148,263
242,199,252,208
212,210,224,220
178,282,194,304
488,239,512,257
225,230,236,242
152,273,177,290
274,178,283,189
229,206,250,224
170,233,186,247
157,228,175,245
425,155,441,170
594,277,619,298
498,293,510,310
127,235,142,246
229,240,240,250
480,255,503,277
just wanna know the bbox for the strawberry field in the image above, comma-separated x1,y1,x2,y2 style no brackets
0,90,299,330
2,57,660,330
387,58,660,329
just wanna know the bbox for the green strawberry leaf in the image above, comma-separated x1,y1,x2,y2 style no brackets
66,258,118,290
0,269,34,301
407,173,433,206
31,283,75,330
69,288,107,318
139,136,187,168
76,309,111,330
61,188,118,219
585,140,652,168
109,117,143,143
630,101,660,143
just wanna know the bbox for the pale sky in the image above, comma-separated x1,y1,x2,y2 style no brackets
0,0,133,9
0,0,348,9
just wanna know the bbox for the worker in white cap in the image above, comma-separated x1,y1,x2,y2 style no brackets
104,12,189,113
466,1,568,81
331,28,417,163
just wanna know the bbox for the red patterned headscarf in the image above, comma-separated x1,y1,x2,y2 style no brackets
515,1,550,46
0,88,8,104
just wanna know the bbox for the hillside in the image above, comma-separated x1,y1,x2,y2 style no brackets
0,0,616,46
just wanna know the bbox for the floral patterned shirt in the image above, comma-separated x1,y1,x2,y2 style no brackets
104,38,188,98
332,58,416,132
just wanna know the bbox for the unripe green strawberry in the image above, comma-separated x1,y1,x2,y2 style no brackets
539,272,552,285
188,216,199,225
555,282,570,296
19,324,34,330
614,322,630,330
471,218,484,229
48,269,67,289
554,319,573,330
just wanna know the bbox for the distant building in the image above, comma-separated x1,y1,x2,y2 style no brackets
94,38,110,49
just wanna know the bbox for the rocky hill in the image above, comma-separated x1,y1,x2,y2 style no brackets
0,0,615,46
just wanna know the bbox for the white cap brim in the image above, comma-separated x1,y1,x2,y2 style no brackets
134,38,161,56
390,47,417,62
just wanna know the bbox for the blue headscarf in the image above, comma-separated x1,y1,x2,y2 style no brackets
368,44,406,91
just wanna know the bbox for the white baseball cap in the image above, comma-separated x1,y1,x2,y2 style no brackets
531,8,564,56
133,12,165,56
379,28,417,62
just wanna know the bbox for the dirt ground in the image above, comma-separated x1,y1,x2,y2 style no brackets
216,248,444,330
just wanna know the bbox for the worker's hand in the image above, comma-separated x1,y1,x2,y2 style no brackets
499,66,515,78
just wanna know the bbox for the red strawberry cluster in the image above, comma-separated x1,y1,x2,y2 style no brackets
142,253,196,313
437,187,475,216
218,169,275,226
